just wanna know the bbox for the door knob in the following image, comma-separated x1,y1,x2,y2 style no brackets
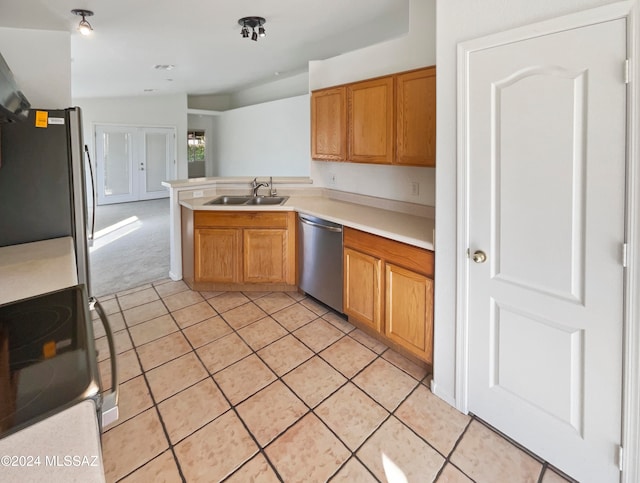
472,250,487,263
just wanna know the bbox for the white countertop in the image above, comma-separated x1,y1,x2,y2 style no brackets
162,175,313,189
0,400,105,483
180,195,434,250
0,237,78,305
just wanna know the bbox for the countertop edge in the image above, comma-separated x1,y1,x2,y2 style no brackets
179,196,434,251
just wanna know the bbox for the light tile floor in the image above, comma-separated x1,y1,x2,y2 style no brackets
95,279,576,483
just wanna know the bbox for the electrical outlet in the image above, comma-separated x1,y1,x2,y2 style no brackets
411,181,420,196
193,190,203,198
328,172,337,186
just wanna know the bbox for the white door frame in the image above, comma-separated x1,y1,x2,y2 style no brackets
92,122,178,181
455,1,640,481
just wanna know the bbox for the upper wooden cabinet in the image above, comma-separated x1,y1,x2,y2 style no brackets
310,66,436,166
311,87,347,160
347,76,395,164
396,67,436,167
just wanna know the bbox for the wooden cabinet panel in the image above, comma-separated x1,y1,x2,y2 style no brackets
244,229,288,283
195,211,288,229
396,67,436,167
344,227,434,277
343,247,382,331
311,87,346,161
187,211,296,290
343,226,434,363
310,66,436,166
385,263,433,362
347,77,394,164
194,228,241,283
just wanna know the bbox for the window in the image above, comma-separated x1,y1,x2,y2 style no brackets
187,130,205,163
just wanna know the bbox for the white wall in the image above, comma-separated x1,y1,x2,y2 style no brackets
216,95,310,177
73,94,188,179
434,0,617,407
0,27,71,108
188,94,231,111
308,0,436,205
230,72,310,109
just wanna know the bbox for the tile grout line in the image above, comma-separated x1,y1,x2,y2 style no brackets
100,285,452,482
113,283,189,483
166,290,287,482
189,349,286,480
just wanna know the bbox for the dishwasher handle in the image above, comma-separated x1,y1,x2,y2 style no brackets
299,216,342,233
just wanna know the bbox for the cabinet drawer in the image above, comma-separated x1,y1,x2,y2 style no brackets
195,211,289,228
344,227,433,277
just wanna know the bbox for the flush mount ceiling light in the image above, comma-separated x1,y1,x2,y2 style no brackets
238,17,266,42
71,9,94,36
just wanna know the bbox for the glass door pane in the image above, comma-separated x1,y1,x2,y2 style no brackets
96,126,137,205
140,128,174,200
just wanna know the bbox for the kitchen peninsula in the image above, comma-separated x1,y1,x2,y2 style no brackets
164,177,436,363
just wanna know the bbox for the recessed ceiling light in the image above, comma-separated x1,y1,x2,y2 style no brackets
154,64,175,71
144,88,156,92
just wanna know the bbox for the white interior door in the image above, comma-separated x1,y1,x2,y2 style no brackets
464,18,626,483
96,125,137,205
139,128,174,200
96,125,174,205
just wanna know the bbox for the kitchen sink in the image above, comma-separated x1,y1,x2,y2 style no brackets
204,195,289,206
244,196,289,205
204,196,252,205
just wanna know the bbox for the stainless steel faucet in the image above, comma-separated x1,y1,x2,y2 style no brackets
251,177,268,197
269,176,277,196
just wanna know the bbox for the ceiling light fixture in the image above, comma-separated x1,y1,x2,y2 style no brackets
71,9,94,36
238,17,266,42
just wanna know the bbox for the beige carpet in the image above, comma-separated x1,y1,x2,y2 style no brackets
89,198,170,297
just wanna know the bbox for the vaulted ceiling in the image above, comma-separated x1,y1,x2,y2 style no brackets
0,0,409,98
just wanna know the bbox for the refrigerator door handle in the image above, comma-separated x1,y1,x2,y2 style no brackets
84,145,96,245
91,297,119,428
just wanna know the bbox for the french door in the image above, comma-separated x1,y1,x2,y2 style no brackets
95,125,175,205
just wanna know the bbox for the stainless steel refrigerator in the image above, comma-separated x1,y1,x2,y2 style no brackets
0,107,92,295
0,107,119,435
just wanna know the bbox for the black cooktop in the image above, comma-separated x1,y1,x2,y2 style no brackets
0,285,100,439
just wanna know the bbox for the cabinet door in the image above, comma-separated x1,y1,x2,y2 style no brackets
194,228,241,283
396,67,436,167
243,229,288,283
311,87,347,161
347,77,394,164
343,247,382,331
385,263,433,362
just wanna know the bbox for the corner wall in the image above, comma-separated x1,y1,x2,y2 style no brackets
0,27,71,108
307,0,436,206
73,94,188,179
215,95,310,177
434,0,617,407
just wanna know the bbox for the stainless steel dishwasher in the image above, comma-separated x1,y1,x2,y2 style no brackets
298,214,343,313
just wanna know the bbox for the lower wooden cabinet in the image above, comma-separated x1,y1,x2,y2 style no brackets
243,228,289,283
182,208,296,291
385,263,433,362
343,227,434,363
194,228,241,283
343,247,382,332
